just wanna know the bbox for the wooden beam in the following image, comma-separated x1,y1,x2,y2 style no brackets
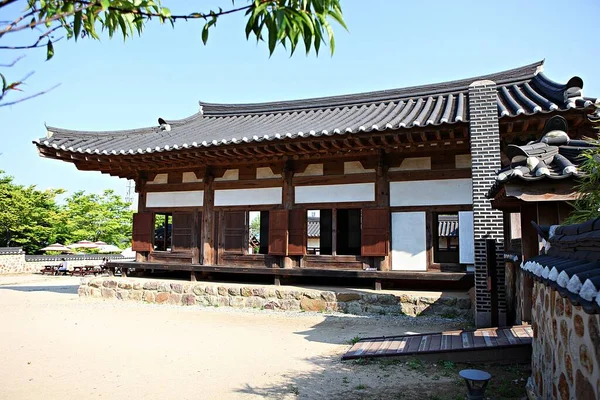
201,170,215,265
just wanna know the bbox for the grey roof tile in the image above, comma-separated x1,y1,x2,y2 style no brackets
36,61,598,156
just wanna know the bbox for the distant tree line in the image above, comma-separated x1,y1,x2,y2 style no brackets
0,170,132,253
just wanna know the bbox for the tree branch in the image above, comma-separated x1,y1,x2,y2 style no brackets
0,83,60,107
0,26,63,50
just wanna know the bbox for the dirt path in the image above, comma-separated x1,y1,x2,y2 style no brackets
0,275,525,400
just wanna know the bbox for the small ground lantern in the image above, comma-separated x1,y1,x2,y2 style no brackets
459,369,491,400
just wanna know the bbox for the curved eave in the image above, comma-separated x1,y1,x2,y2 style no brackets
35,117,468,157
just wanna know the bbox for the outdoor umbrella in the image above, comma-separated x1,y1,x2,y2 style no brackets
67,240,99,249
39,243,72,253
94,241,107,246
98,244,121,253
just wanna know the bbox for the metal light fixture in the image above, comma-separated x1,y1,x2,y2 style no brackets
459,369,492,400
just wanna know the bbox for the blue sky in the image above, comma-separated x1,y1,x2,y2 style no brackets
1,0,599,199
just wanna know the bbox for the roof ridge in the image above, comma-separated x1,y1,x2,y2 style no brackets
199,61,545,116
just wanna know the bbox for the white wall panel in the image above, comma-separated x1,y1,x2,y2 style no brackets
214,187,282,206
391,212,427,271
295,183,375,204
146,191,204,208
459,211,475,264
390,179,472,206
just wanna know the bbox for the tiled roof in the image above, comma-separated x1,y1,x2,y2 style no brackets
307,218,320,238
0,247,23,255
438,216,458,237
488,115,599,198
35,61,598,156
521,218,600,314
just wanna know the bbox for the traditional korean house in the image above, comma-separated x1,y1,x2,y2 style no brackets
34,60,599,327
487,115,599,325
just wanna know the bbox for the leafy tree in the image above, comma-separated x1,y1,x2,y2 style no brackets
567,141,600,224
0,0,346,106
249,214,260,240
62,189,133,245
0,170,64,252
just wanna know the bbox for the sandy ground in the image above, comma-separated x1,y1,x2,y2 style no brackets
0,274,473,400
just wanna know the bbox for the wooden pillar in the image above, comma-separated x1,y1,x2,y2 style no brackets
520,202,538,323
282,161,294,268
201,170,215,265
332,209,337,256
375,151,391,271
191,208,200,264
135,175,149,262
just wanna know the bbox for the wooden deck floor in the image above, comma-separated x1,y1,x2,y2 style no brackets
342,326,533,364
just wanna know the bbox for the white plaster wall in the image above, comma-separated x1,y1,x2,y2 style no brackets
182,172,202,183
147,173,168,184
458,211,475,264
391,212,427,271
295,183,375,204
256,167,281,179
389,157,431,171
344,161,375,174
390,179,472,206
215,169,239,181
146,191,204,208
455,154,472,169
214,187,282,206
296,164,323,176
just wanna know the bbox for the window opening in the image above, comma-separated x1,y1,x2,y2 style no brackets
154,213,172,251
249,211,270,254
434,213,459,263
307,210,321,254
337,208,361,255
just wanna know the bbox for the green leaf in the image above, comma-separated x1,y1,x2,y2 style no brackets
101,0,110,10
202,24,209,45
74,10,82,40
46,40,54,61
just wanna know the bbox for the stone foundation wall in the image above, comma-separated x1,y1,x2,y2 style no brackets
530,282,600,399
0,251,133,274
79,277,472,317
0,254,38,274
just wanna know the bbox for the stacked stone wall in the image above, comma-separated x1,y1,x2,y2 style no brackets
79,277,472,317
529,282,600,399
0,252,132,274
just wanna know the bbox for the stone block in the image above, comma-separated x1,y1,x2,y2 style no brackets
157,282,171,292
168,293,182,305
116,290,129,300
89,279,103,288
143,281,158,291
90,288,102,298
241,287,253,297
244,297,265,309
132,282,143,290
129,290,143,301
345,302,363,315
337,292,361,302
216,296,230,307
251,287,267,298
320,291,336,302
438,297,457,307
195,295,210,307
101,288,116,298
143,291,155,303
182,294,196,306
205,286,216,295
457,298,472,309
230,297,245,308
155,292,169,304
263,301,281,310
378,294,398,305
217,286,228,296
170,283,184,294
193,285,205,296
228,287,241,296
279,299,300,311
302,290,320,299
118,281,132,290
103,280,118,289
398,294,418,305
325,302,338,312
300,298,326,312
182,284,193,294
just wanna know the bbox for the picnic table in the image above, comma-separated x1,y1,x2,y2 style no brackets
40,265,58,275
71,265,100,277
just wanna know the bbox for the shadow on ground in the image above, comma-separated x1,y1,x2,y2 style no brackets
0,285,79,295
235,352,530,400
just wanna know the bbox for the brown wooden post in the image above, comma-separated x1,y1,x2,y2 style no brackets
201,169,215,265
520,203,538,323
375,150,391,271
135,175,149,262
191,209,200,264
282,161,294,268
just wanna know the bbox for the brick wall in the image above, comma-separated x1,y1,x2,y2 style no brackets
468,80,506,327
